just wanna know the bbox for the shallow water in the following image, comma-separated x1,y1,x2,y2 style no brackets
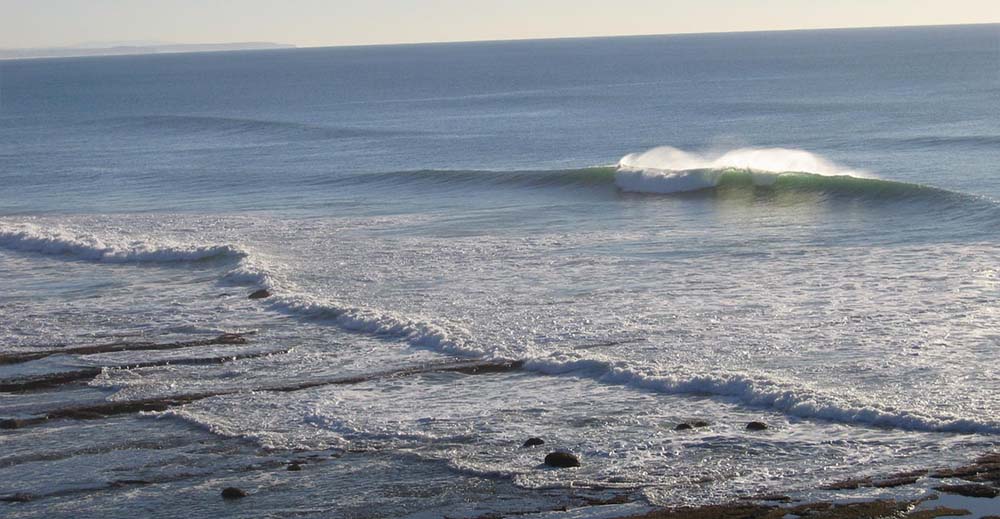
1,24,999,517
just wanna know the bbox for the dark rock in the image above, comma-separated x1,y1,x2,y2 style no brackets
110,479,152,488
581,494,631,506
0,493,33,503
544,451,580,468
221,487,248,499
691,420,710,427
975,452,1000,464
0,418,26,430
675,423,694,431
248,289,271,300
287,463,302,471
967,469,1000,483
522,437,545,448
746,421,769,431
933,484,999,498
872,475,920,488
216,333,247,344
823,477,872,490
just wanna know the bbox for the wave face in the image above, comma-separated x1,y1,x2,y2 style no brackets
303,146,978,210
321,167,618,191
0,223,246,263
611,146,991,213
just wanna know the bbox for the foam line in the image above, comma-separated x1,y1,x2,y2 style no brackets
523,355,1000,435
0,223,246,263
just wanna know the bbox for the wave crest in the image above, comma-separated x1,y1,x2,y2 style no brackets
616,146,870,194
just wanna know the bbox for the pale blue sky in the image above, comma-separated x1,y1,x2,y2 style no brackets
2,0,998,49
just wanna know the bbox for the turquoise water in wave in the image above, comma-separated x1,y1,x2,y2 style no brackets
1,24,999,518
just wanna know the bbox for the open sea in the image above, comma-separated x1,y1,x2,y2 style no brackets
1,24,999,518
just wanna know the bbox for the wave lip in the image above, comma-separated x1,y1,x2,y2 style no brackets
615,146,870,194
0,223,247,263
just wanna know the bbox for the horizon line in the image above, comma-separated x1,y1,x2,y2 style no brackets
3,21,996,61
292,20,999,50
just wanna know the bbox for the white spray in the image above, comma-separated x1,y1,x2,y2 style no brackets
615,146,869,194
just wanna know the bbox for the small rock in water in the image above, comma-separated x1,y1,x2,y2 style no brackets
217,333,247,344
690,420,710,427
544,451,581,468
675,423,694,431
248,289,271,300
522,437,545,448
221,487,248,500
287,463,303,471
746,421,769,431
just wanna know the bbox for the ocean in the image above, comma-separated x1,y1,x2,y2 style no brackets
1,23,998,518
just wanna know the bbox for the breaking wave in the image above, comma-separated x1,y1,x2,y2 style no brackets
523,355,1000,436
618,146,868,178
301,146,978,207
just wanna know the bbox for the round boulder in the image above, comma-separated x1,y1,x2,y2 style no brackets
544,451,581,468
746,421,769,431
221,487,248,500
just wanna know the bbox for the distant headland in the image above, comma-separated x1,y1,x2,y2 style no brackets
0,42,295,60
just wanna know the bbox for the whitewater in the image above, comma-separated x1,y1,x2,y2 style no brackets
2,24,999,519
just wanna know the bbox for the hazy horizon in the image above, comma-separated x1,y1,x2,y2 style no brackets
0,21,1000,52
2,0,997,50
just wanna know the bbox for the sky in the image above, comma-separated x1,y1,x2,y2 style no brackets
2,0,999,49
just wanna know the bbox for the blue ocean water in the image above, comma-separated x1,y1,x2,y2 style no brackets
1,24,999,517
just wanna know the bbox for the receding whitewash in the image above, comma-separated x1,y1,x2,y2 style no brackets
0,221,247,263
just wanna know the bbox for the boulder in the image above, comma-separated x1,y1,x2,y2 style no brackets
221,487,248,500
746,421,769,431
691,420,710,427
522,437,545,448
248,289,271,300
544,451,580,468
287,463,303,471
675,423,694,431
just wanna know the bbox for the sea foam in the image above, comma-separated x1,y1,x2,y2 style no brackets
523,354,1000,435
0,223,246,263
5,221,997,437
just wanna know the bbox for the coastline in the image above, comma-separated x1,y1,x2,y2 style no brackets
1,333,997,518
